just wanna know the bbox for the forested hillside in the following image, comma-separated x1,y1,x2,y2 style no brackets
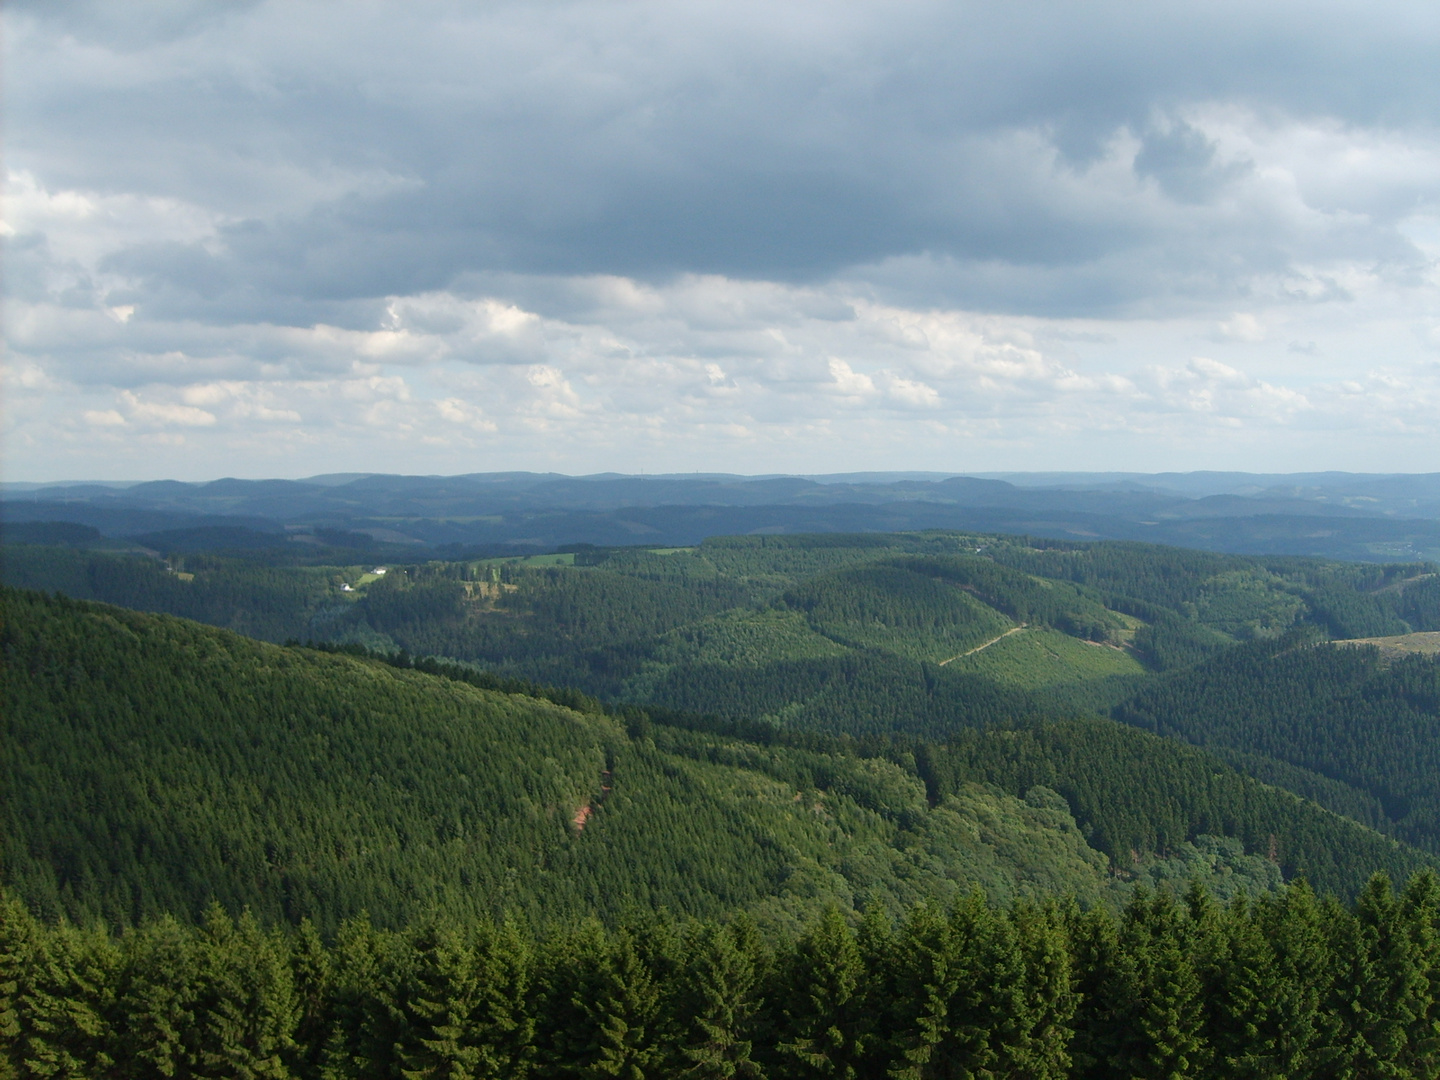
9,531,1440,912
3,587,1138,932
1115,634,1440,853
0,542,339,642
10,526,1440,1077
2,586,1427,937
10,533,1437,693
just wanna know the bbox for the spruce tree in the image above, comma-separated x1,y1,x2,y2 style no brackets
1109,888,1209,1079
587,928,661,1080
1210,882,1331,1080
1064,902,1123,1080
321,915,405,1080
531,919,660,1080
1397,871,1440,1077
0,895,36,1080
399,920,483,1080
1002,900,1076,1080
470,917,535,1079
674,920,764,1079
116,915,202,1079
775,907,871,1080
398,917,533,1080
1207,895,1281,1080
289,919,332,1080
531,921,602,1079
1329,874,1428,1076
194,906,298,1080
13,920,115,1079
882,901,958,1080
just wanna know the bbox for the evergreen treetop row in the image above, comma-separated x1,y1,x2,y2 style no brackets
6,874,1440,1079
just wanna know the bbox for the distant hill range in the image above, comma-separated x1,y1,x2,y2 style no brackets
6,470,1440,561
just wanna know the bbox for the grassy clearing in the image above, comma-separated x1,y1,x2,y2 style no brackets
801,573,1014,664
1110,609,1144,644
818,614,1014,664
1334,631,1440,657
514,552,577,566
945,626,1147,690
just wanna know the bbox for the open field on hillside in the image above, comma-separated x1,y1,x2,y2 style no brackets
1335,631,1440,656
944,625,1147,689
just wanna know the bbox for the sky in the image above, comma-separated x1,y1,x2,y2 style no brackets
4,0,1440,482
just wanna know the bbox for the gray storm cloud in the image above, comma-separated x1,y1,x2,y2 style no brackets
12,0,1440,306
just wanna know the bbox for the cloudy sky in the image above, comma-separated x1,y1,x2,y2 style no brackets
5,0,1440,481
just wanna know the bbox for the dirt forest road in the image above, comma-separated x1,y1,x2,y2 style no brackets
938,624,1026,666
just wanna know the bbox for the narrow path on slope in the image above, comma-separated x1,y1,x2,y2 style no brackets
937,624,1027,666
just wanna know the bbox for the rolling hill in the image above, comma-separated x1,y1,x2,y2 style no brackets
2,584,1429,937
9,532,1440,1078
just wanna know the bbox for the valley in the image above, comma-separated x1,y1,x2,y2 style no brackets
6,527,1440,1076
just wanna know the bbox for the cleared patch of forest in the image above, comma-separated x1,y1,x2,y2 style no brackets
1335,630,1440,655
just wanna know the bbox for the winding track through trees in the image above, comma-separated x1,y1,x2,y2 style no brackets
938,624,1026,666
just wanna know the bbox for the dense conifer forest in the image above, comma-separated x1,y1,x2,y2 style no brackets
14,586,1414,933
8,527,1440,1076
7,874,1440,1078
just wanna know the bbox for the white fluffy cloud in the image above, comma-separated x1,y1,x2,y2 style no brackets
4,1,1440,478
10,263,1440,477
